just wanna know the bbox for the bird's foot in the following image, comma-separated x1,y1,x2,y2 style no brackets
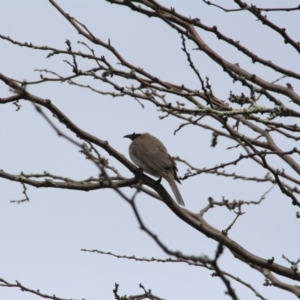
137,168,144,175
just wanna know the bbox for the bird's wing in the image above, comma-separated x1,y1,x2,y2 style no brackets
138,141,173,171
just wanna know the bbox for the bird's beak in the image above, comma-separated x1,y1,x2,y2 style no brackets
124,133,140,141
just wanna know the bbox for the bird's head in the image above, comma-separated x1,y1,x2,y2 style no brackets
123,133,142,141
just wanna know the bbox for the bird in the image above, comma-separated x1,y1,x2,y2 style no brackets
124,132,185,206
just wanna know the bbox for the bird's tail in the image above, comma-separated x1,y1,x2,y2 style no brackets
167,175,185,206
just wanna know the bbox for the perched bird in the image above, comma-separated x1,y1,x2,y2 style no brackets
124,132,185,206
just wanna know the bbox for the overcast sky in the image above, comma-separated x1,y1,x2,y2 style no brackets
1,1,299,299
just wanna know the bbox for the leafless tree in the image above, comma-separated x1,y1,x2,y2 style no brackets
1,1,300,299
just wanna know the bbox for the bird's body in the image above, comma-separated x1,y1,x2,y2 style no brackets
124,133,185,206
